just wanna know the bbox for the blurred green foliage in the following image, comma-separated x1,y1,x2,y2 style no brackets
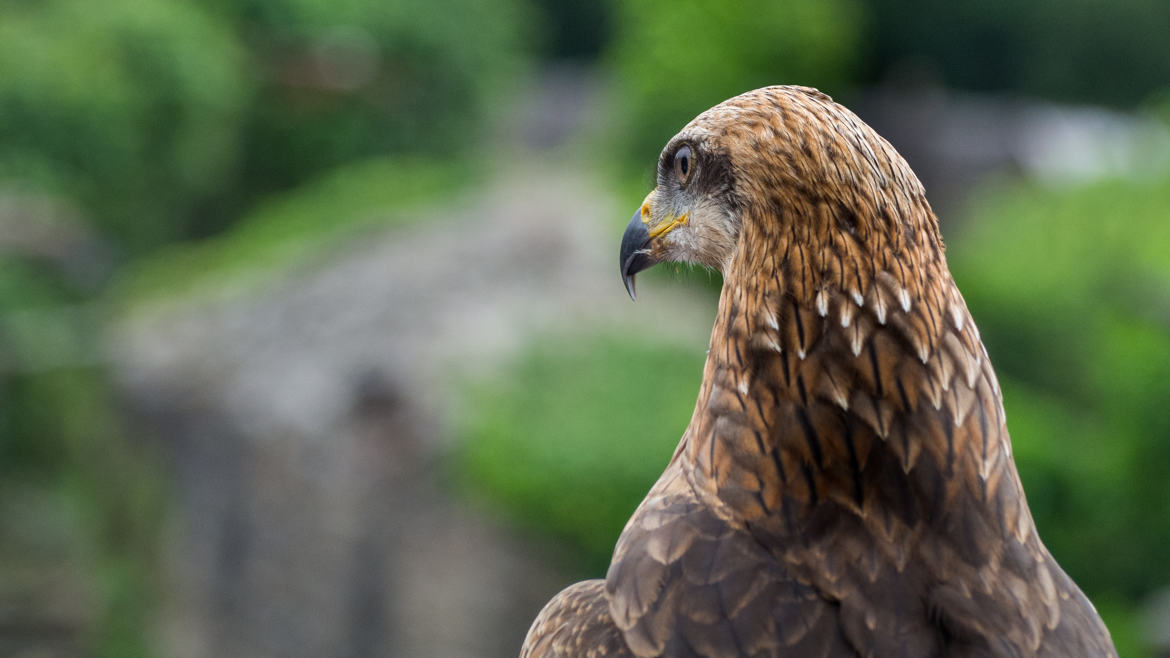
0,0,247,255
0,0,528,257
863,0,1170,106
458,334,705,570
0,260,86,470
949,172,1170,606
528,0,610,60
204,0,528,196
112,157,472,307
607,0,864,175
0,255,162,658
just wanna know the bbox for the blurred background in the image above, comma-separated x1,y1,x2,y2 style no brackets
1,0,1169,656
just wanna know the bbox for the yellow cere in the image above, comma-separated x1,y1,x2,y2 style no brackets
640,201,653,225
648,213,688,238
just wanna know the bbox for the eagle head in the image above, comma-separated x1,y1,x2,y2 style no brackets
620,85,940,302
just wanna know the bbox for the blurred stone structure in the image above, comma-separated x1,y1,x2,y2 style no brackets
109,154,715,657
855,82,1170,217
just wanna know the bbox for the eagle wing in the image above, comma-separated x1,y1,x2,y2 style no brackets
601,461,854,657
522,459,855,657
521,580,631,658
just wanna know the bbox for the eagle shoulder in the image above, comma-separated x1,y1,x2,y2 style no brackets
522,579,631,658
604,462,854,657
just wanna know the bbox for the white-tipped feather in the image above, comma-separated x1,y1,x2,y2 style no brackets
898,287,911,313
840,301,854,328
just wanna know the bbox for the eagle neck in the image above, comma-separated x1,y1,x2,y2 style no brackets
682,208,1021,543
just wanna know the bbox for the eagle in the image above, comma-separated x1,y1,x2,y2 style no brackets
520,86,1116,657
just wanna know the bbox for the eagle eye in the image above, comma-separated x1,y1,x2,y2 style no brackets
673,145,693,185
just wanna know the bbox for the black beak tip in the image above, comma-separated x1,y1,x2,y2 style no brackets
622,268,638,301
619,210,655,302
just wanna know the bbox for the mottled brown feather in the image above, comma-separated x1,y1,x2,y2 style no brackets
522,580,632,658
521,86,1115,657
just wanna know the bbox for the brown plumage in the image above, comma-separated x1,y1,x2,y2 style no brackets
521,86,1116,657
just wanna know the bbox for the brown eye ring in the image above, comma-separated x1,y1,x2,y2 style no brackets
673,145,693,185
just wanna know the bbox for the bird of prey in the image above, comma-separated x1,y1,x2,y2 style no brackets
520,86,1117,657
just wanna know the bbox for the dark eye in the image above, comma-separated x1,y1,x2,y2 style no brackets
673,145,693,185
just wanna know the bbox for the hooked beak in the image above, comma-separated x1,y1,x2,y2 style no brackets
619,210,659,301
